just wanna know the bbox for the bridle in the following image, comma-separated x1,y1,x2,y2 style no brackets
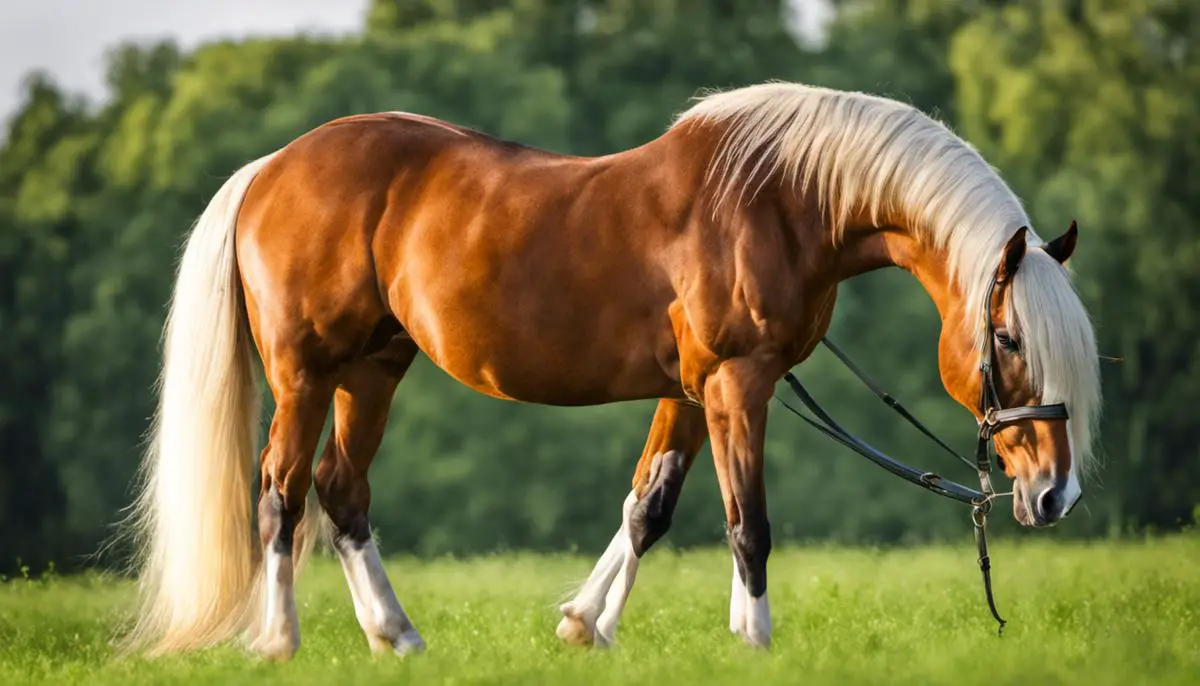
778,263,1071,635
973,267,1071,510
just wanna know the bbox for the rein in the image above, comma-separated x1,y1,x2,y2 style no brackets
777,273,1070,636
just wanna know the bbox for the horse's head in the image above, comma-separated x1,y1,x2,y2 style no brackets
936,222,1100,528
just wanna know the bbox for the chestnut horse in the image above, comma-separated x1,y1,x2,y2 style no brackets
122,82,1100,659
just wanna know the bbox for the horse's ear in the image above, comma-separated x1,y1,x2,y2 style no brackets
997,226,1029,283
1043,220,1079,265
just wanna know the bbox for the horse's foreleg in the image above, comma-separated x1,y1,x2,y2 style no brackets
705,358,775,649
314,347,425,656
556,398,707,648
251,369,336,661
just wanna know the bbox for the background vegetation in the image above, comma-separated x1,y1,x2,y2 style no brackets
2,0,1198,574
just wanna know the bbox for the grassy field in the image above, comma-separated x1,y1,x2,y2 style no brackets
1,536,1197,685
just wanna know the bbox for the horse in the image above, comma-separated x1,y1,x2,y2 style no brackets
120,81,1101,659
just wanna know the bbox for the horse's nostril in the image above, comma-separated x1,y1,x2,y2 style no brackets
1036,487,1060,522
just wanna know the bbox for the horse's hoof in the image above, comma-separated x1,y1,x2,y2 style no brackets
250,633,300,662
556,605,596,646
734,628,771,650
367,628,426,656
393,629,426,656
556,615,595,646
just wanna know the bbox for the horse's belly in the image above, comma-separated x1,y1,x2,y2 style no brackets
399,290,683,406
464,353,681,406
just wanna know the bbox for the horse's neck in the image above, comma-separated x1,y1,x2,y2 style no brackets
835,224,963,322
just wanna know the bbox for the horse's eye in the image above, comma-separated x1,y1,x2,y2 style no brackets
995,329,1020,354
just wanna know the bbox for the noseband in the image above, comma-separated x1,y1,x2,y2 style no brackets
779,265,1070,635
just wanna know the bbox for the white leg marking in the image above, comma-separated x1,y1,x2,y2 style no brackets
728,554,771,648
744,592,772,648
593,493,641,647
729,554,747,636
337,537,424,655
557,490,639,647
252,547,300,660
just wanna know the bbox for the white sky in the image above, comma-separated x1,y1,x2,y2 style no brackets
0,0,369,126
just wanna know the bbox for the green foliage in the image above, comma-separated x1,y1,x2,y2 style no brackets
0,0,1195,572
1,541,1198,683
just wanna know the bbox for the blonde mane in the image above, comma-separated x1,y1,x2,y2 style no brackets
673,81,1101,476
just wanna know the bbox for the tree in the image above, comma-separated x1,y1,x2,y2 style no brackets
0,75,94,570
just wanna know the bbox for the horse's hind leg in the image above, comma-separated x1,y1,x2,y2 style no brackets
251,361,337,660
557,398,708,647
314,342,424,656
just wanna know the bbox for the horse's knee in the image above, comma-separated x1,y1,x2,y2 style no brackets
729,517,771,598
628,450,688,557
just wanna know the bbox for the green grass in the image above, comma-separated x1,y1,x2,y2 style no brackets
2,537,1197,685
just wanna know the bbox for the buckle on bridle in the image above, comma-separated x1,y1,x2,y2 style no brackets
972,501,991,526
983,407,999,427
978,408,1001,440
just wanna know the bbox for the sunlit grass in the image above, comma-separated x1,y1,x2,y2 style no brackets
1,537,1197,685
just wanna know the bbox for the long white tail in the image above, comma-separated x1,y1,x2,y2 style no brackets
121,154,278,656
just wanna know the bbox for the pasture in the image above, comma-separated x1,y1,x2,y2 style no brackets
2,536,1196,685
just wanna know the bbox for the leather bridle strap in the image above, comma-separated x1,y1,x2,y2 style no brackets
820,338,978,471
985,405,1071,426
777,372,985,505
